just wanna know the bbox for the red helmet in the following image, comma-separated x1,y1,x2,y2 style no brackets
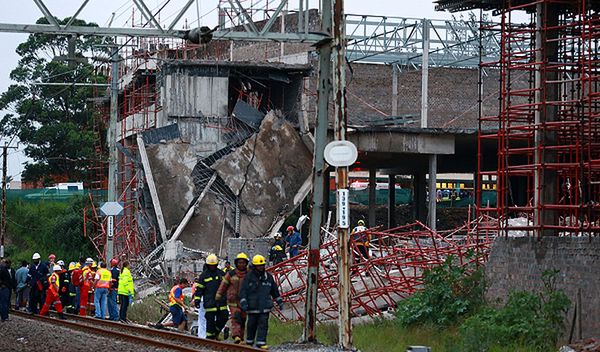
286,226,294,232
48,254,56,260
110,258,119,266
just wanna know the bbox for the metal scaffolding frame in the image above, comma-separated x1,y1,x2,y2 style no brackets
345,14,502,67
477,0,600,237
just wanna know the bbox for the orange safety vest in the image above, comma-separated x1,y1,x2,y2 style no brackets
168,285,184,307
95,268,111,289
82,266,92,287
48,272,60,294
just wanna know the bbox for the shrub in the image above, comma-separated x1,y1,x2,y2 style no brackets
396,255,485,327
460,269,570,352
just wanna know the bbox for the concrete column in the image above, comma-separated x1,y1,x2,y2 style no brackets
533,3,559,236
428,154,437,231
368,168,376,227
414,173,427,223
421,19,430,128
392,64,398,116
388,174,396,229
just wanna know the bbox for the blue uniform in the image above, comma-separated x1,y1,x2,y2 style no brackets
285,231,302,258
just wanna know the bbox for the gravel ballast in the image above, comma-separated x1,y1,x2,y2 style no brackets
0,314,175,352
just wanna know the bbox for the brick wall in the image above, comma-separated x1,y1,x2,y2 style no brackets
344,64,502,129
485,237,600,339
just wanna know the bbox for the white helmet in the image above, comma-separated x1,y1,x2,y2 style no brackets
32,253,41,260
53,265,62,272
85,257,94,265
57,260,65,266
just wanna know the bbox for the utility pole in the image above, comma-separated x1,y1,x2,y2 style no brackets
105,45,119,261
1,143,17,258
332,0,352,349
303,0,333,342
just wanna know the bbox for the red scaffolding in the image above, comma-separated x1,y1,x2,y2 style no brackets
269,221,490,321
478,0,600,236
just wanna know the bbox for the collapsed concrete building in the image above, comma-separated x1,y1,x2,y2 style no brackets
87,9,511,275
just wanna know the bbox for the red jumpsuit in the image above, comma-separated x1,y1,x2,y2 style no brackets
79,266,93,316
40,272,63,316
216,269,247,340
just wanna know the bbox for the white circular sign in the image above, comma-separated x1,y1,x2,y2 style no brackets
324,141,358,167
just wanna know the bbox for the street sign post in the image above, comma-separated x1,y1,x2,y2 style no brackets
100,202,123,261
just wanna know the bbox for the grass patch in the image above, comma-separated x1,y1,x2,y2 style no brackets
127,294,166,324
267,319,541,352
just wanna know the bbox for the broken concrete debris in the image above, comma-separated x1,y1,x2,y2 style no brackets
138,109,312,276
213,111,313,237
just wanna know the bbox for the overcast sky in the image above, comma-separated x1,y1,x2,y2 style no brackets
0,1,501,181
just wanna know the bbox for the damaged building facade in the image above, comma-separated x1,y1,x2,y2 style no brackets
87,9,506,276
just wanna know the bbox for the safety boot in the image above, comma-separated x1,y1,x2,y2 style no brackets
233,336,242,344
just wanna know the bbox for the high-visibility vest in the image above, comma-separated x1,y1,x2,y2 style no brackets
48,272,60,294
95,268,111,289
168,285,183,307
82,266,92,286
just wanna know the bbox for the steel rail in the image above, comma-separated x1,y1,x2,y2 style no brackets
12,310,259,352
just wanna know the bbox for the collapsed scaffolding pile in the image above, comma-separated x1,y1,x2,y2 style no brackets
476,0,600,237
269,221,490,321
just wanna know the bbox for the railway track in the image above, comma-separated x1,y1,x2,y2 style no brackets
12,310,260,352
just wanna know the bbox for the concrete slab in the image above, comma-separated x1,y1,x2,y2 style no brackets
212,111,313,237
145,142,197,230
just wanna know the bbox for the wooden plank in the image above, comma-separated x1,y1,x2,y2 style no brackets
137,135,168,242
169,173,218,242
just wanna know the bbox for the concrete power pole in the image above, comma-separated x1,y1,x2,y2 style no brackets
105,46,119,261
332,0,352,349
303,0,333,342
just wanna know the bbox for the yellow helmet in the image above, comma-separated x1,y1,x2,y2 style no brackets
206,254,218,265
358,220,365,226
235,252,249,262
252,255,266,266
272,245,283,251
91,261,97,269
68,262,76,271
75,263,81,269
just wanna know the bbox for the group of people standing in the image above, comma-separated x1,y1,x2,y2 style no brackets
0,253,134,323
166,252,282,349
268,225,302,265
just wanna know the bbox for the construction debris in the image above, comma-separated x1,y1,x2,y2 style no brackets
213,111,313,237
269,221,490,322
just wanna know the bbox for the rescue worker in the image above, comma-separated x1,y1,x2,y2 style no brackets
26,252,48,314
108,258,120,321
88,260,98,315
71,258,84,314
57,260,72,312
47,254,56,268
94,262,111,319
39,265,66,319
216,252,249,344
193,254,228,340
166,278,190,331
351,220,370,261
223,261,233,274
15,260,29,310
239,255,283,349
0,259,14,321
117,261,134,322
79,258,94,316
269,233,287,265
285,226,302,258
67,262,78,313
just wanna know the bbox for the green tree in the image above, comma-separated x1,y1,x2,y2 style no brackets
0,17,109,184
